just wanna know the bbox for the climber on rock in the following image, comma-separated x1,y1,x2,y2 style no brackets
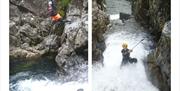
120,43,137,68
48,0,71,31
48,0,62,24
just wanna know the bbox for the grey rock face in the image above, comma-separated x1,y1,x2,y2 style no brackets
147,21,171,91
132,0,170,38
10,0,48,17
55,0,88,76
132,1,170,90
10,0,88,78
10,0,58,61
92,0,110,62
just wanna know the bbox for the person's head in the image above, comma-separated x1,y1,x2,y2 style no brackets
48,1,52,5
122,43,128,49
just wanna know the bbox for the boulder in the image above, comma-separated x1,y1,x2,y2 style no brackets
10,0,48,17
55,0,88,76
132,0,170,38
92,0,109,62
9,0,58,61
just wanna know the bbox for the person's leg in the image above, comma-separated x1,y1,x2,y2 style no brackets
120,59,127,68
52,19,63,30
129,58,137,63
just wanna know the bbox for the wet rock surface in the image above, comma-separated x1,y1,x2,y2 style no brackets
132,0,170,91
92,0,110,62
10,0,48,17
132,0,170,39
55,0,88,77
10,0,57,61
10,0,88,77
146,21,171,91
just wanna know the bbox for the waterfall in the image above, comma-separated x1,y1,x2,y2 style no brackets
93,0,159,88
93,23,159,91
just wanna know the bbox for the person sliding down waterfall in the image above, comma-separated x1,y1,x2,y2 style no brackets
120,43,137,68
48,0,70,30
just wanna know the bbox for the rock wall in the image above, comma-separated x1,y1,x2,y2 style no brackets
132,0,170,39
92,0,109,63
147,21,170,91
10,0,88,77
55,0,88,76
10,0,59,61
132,0,171,91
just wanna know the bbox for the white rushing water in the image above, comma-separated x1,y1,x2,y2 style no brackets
93,0,159,87
11,72,89,91
93,25,159,91
109,14,120,20
12,79,88,91
10,61,88,91
93,0,159,90
106,0,131,15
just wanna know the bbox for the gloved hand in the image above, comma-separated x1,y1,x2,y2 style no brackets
129,49,133,52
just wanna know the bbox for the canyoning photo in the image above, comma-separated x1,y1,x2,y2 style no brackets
9,0,88,91
92,0,170,91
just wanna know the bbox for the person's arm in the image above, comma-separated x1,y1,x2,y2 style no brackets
129,49,133,52
122,49,129,55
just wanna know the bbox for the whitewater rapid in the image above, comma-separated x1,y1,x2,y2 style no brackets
10,59,88,91
10,70,88,91
93,0,159,90
92,16,159,91
11,78,88,91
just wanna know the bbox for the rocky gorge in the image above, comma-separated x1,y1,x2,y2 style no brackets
132,0,170,91
92,0,109,63
10,0,88,79
9,0,171,90
92,0,171,91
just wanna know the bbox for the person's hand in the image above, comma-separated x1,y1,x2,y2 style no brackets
129,49,133,52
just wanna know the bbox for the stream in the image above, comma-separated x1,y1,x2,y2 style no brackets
92,0,159,91
10,53,88,91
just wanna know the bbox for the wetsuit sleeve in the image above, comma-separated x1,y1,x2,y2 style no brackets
121,49,129,56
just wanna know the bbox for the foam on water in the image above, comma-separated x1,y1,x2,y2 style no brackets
10,60,88,91
93,0,159,90
12,79,88,91
106,0,131,14
93,30,159,91
109,14,120,20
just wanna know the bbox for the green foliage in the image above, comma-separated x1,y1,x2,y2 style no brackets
57,0,71,17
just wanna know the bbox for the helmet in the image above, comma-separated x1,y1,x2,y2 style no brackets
48,1,52,5
122,43,128,48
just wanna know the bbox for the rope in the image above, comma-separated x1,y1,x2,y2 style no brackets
131,38,145,50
